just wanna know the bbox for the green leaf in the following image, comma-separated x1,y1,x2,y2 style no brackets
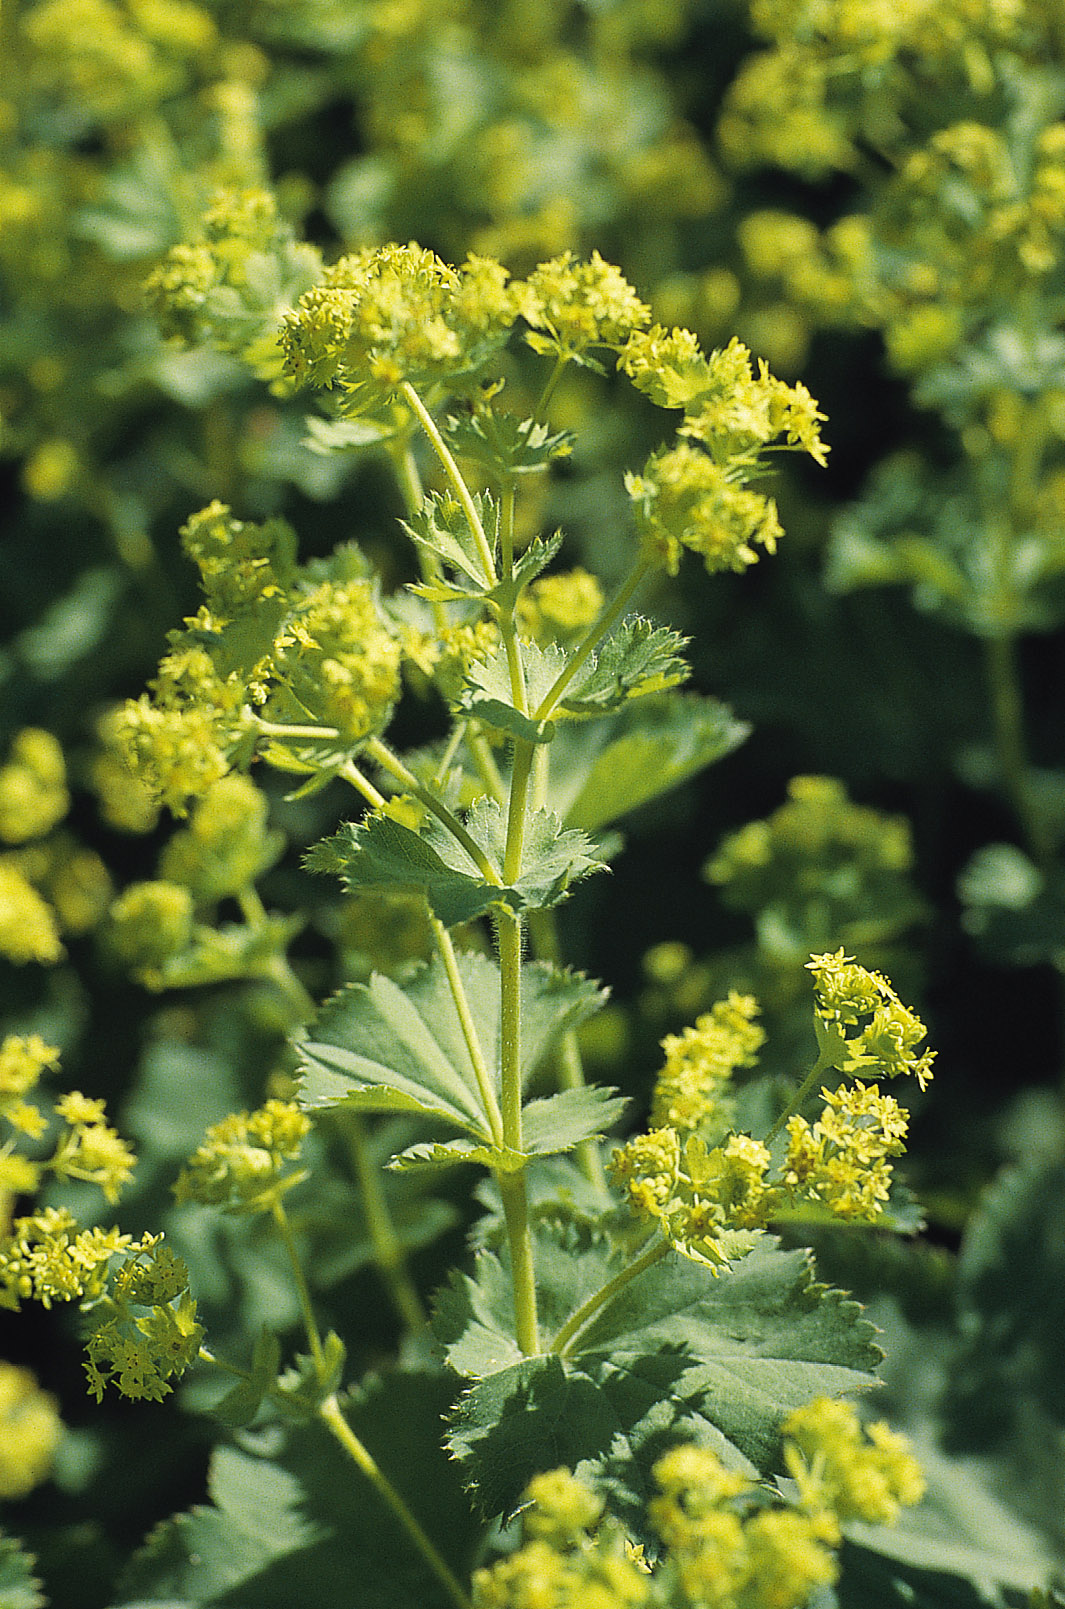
403,489,500,594
114,1373,478,1609
0,1531,45,1609
459,640,566,743
549,692,749,832
299,951,606,1140
389,1087,627,1171
211,1327,284,1428
306,798,604,923
437,1222,880,1521
559,617,690,715
443,409,575,474
302,414,396,453
520,1086,629,1156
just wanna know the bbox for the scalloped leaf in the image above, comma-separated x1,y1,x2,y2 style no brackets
438,1222,880,1522
389,1087,627,1171
299,952,606,1143
403,488,500,594
549,692,750,832
443,409,575,474
306,798,604,924
559,617,690,715
459,640,566,742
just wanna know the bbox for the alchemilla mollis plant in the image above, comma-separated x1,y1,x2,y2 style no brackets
0,217,946,1609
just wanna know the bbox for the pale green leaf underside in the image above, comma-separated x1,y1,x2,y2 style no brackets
549,691,750,832
299,952,606,1146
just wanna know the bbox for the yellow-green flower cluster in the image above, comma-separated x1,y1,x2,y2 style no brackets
474,1411,923,1609
805,949,935,1089
626,444,785,577
104,880,195,978
173,1098,310,1214
267,578,403,745
619,334,827,576
782,1081,909,1219
0,1036,135,1204
782,1396,926,1527
517,568,606,646
0,1208,135,1310
0,1361,63,1499
705,776,923,958
144,187,323,372
719,0,1039,178
117,503,403,811
516,250,651,365
83,1235,203,1403
612,958,932,1259
0,729,96,965
0,860,65,965
280,243,518,410
650,993,765,1134
0,729,69,845
158,775,283,904
22,0,218,122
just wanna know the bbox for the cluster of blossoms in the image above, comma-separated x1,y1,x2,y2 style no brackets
0,729,112,966
22,0,218,121
0,1034,134,1203
115,501,403,813
0,1037,201,1404
473,1397,924,1609
143,187,323,374
611,954,933,1264
620,333,827,575
705,775,925,961
0,1360,63,1499
719,0,1041,178
173,1098,310,1214
280,243,519,410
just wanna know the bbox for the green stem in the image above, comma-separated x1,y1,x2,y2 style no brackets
272,1197,325,1374
498,1169,540,1356
550,1237,669,1357
763,1040,838,1148
431,915,505,1146
495,905,539,1355
534,554,653,720
389,436,449,637
318,1393,474,1609
342,1113,427,1335
400,381,497,584
338,756,388,809
533,355,569,422
359,737,503,887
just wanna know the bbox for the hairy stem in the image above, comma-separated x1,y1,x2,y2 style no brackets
318,1393,474,1609
401,381,497,584
432,915,504,1146
551,1237,669,1357
535,553,653,720
360,738,503,887
272,1197,325,1374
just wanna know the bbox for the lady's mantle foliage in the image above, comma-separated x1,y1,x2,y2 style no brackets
435,1219,881,1525
298,952,622,1173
